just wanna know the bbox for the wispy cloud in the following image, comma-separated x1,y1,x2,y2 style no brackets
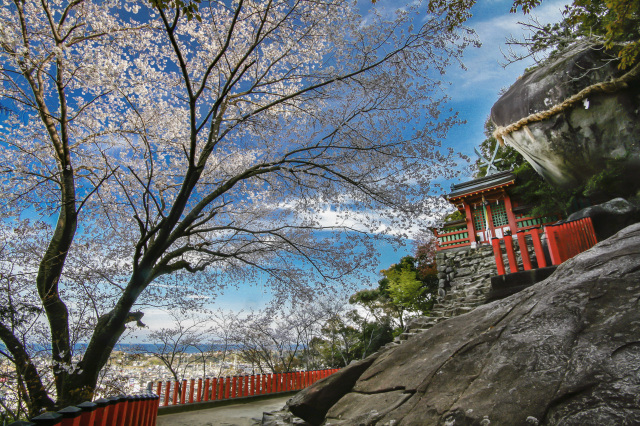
445,0,571,101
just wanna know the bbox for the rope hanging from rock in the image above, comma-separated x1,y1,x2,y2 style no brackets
492,61,640,145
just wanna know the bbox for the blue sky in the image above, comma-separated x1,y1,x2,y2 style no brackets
182,0,573,320
446,0,569,161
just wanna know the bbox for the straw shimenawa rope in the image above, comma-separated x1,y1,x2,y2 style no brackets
493,61,640,145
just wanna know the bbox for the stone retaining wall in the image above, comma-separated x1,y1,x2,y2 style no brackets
395,238,539,343
433,237,538,318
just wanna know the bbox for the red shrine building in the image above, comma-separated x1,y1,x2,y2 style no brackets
435,171,560,251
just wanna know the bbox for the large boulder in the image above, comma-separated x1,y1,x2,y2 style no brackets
287,356,379,425
280,223,640,425
490,42,640,191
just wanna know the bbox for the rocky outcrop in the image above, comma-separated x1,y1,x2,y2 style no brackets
287,357,379,425
280,223,640,425
490,42,640,191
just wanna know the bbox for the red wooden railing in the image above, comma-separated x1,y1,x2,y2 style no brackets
544,217,598,265
154,369,339,407
17,393,159,426
492,217,597,275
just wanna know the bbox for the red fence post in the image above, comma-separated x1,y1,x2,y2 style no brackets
135,396,147,426
130,395,142,426
238,376,244,397
155,381,162,405
567,221,578,257
196,378,202,402
516,231,532,271
92,398,110,426
503,234,518,273
203,378,210,402
171,381,179,406
189,379,195,403
149,394,160,426
221,377,227,400
130,395,140,426
136,396,147,426
545,225,562,265
180,380,187,404
76,401,97,426
560,223,572,262
116,396,129,425
579,219,591,251
58,405,82,426
528,228,547,268
105,396,120,425
139,395,151,426
122,396,135,426
213,377,219,400
491,238,506,275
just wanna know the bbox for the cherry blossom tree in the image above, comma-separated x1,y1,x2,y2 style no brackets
0,0,475,413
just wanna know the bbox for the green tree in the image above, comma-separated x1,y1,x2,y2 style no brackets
509,0,640,69
310,310,394,368
351,256,437,330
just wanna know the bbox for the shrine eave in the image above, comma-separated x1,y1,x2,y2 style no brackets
447,171,516,201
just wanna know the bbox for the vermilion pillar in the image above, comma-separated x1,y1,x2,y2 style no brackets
463,202,475,244
485,202,495,240
503,193,518,235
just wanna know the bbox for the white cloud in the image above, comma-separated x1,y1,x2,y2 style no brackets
446,0,571,101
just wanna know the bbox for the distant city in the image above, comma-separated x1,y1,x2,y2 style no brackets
0,345,256,406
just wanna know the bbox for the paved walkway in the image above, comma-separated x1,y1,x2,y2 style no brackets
156,395,291,426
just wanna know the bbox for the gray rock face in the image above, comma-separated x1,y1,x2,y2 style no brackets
284,223,640,425
490,42,640,190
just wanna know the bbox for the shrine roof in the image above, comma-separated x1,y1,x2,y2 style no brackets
447,171,515,200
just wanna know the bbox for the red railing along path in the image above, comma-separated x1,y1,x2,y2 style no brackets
153,368,339,408
492,217,597,275
17,393,160,426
